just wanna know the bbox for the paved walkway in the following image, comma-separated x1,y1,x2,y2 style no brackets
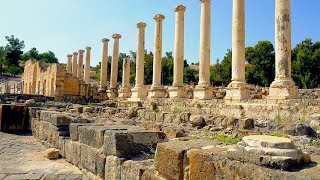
0,132,83,180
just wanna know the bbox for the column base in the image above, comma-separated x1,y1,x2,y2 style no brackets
268,79,298,99
168,86,187,99
193,85,213,100
225,81,250,101
128,86,148,101
148,86,167,98
107,88,118,99
118,87,132,98
98,87,106,93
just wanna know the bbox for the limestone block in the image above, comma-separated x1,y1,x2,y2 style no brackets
65,140,82,167
104,130,167,157
69,123,87,141
49,113,73,126
79,125,128,148
105,155,125,180
141,169,167,180
121,159,155,180
80,144,99,174
44,148,60,160
190,115,206,127
97,154,106,179
155,139,217,180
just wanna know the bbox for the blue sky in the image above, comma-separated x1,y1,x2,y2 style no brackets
0,0,319,66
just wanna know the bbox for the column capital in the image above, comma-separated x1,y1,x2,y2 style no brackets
174,5,186,12
112,33,122,39
73,52,78,56
102,38,110,43
200,0,211,3
67,54,72,58
78,49,85,54
86,46,91,50
153,14,165,21
137,22,147,29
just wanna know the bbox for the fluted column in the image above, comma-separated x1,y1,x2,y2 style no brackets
130,22,148,100
149,14,167,98
84,47,91,84
119,57,132,98
225,0,250,101
67,54,72,74
72,52,78,77
194,0,213,99
99,38,109,92
169,5,187,98
269,0,297,99
77,50,85,79
108,33,121,98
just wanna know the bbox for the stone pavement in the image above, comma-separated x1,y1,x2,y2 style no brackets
0,132,82,180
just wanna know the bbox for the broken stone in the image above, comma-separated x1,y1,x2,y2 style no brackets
128,106,138,118
239,118,254,129
44,148,60,160
83,107,94,113
190,115,206,127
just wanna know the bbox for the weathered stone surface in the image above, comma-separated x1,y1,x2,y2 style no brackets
189,148,314,180
24,99,36,106
190,115,206,127
121,159,154,180
242,135,295,149
80,144,99,174
104,130,167,157
44,148,60,160
239,118,255,129
163,126,186,138
155,139,217,180
83,107,94,113
128,106,138,118
65,140,82,167
69,123,87,141
141,169,166,180
105,155,125,180
79,125,128,148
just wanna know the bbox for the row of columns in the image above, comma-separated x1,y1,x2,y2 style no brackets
66,47,91,85
70,0,297,100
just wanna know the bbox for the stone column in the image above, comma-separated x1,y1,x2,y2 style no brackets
77,50,85,80
168,5,187,98
67,54,72,74
130,22,148,100
84,47,91,84
99,38,109,92
72,52,78,77
269,0,297,99
148,14,166,98
194,0,213,99
107,33,121,98
225,0,250,101
119,57,132,98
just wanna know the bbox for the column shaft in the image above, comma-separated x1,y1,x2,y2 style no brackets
152,14,165,87
72,52,78,78
198,0,211,86
122,58,130,88
84,47,91,84
135,23,146,88
173,5,186,87
99,39,109,91
110,34,121,89
77,50,84,79
232,0,245,83
67,54,72,74
275,0,291,79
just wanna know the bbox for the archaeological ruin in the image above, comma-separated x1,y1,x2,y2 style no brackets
1,0,320,179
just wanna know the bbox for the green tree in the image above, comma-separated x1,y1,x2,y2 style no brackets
5,35,25,67
245,41,275,86
39,51,58,63
0,47,8,74
21,47,40,61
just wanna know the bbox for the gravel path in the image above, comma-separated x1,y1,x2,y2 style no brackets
0,132,83,180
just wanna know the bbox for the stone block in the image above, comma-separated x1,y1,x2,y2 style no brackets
105,155,125,180
70,123,87,141
65,140,82,167
80,144,99,174
104,130,167,157
121,159,155,180
49,113,73,126
141,169,167,180
97,154,106,179
79,125,127,148
155,139,217,180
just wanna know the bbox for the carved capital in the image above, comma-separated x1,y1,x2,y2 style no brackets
137,22,147,29
174,5,186,12
153,14,165,21
112,33,122,39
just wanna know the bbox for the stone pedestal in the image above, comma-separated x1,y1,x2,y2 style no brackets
269,0,297,99
225,82,250,101
193,85,213,100
118,87,132,98
168,86,187,99
129,87,149,101
107,88,118,99
148,86,167,98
